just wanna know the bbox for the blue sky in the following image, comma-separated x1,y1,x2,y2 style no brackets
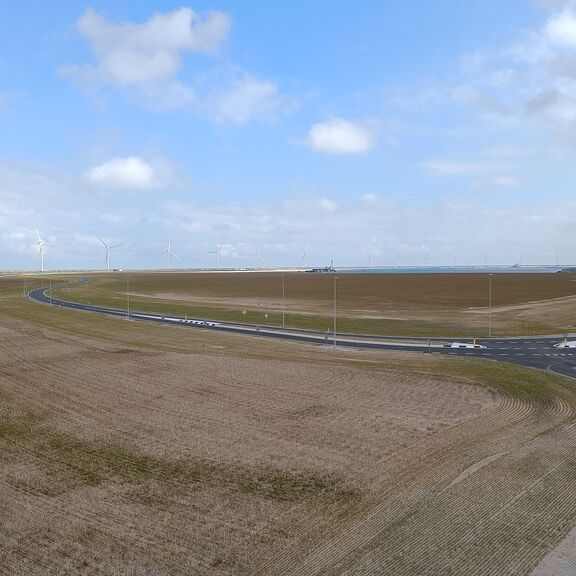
1,0,575,270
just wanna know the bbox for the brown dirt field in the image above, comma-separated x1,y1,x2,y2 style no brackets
2,286,576,574
96,271,576,311
49,271,576,336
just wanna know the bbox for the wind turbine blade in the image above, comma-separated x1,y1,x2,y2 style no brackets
170,251,181,260
34,227,43,243
109,244,123,249
97,235,107,248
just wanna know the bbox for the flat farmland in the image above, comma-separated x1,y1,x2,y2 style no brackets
2,279,576,574
53,271,576,337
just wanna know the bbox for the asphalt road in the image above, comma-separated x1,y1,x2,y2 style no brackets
28,284,576,380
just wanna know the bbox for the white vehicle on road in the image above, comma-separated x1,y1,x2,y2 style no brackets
447,342,487,349
554,341,576,349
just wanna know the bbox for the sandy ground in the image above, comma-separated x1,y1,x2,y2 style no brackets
531,525,576,575
464,294,576,315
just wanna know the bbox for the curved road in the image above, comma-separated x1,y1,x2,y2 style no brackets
28,282,576,379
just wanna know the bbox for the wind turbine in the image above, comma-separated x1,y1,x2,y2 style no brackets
34,227,51,272
301,251,313,268
166,238,181,271
250,251,266,269
97,236,123,271
208,243,224,269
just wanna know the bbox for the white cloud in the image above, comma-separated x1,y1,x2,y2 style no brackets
318,197,338,211
208,75,285,124
423,158,521,190
306,118,375,154
423,160,502,176
62,8,289,123
546,6,576,47
86,157,157,190
470,176,521,190
70,8,229,88
443,3,576,146
160,195,576,268
361,193,380,204
0,158,575,269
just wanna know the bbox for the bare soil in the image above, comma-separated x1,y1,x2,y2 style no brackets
2,284,576,574
52,271,576,336
0,295,493,575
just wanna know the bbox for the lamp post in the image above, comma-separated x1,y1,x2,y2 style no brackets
333,276,338,349
488,273,493,338
282,274,285,327
126,275,130,319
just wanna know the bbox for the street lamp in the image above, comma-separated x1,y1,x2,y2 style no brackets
333,276,338,348
488,273,493,338
282,274,286,327
126,275,130,319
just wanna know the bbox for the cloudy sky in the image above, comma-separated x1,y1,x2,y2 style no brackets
1,0,576,270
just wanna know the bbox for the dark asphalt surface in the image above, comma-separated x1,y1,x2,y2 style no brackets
28,284,576,380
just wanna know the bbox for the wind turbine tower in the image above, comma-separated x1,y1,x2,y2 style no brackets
301,251,313,268
250,251,265,269
166,238,181,271
97,236,123,271
34,227,48,272
208,243,224,269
